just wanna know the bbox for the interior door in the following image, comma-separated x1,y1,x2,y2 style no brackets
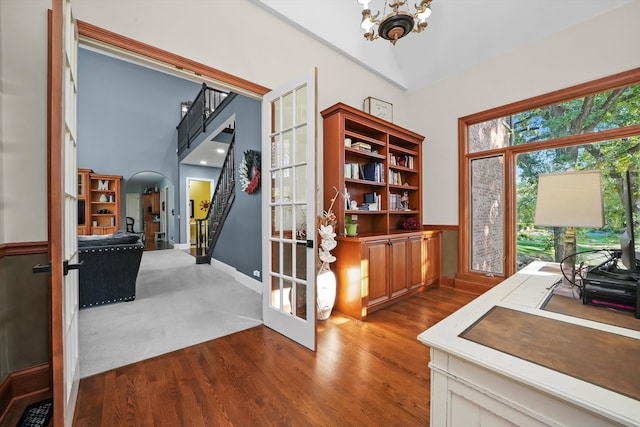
49,0,80,425
262,69,317,350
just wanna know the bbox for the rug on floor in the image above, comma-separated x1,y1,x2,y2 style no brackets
16,398,53,427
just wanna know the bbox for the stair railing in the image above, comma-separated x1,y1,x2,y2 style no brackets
195,133,236,264
177,83,229,156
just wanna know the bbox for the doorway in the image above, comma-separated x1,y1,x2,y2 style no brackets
126,171,174,251
186,178,214,254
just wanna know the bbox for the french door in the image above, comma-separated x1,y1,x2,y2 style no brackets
261,69,318,350
49,0,80,425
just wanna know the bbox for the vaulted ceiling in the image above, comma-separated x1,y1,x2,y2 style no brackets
253,0,632,91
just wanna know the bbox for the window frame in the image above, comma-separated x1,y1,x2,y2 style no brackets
458,67,640,289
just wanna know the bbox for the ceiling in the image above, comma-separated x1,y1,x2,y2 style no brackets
253,0,632,91
181,126,235,168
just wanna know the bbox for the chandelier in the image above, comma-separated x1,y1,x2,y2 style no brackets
358,0,433,45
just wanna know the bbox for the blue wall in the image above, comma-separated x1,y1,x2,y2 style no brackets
77,47,201,240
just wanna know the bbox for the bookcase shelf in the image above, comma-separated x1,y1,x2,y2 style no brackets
78,170,122,235
322,102,423,235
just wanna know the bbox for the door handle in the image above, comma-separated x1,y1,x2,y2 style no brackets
33,262,51,275
64,260,84,276
306,240,314,248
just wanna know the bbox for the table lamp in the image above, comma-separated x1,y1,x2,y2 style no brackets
534,170,605,286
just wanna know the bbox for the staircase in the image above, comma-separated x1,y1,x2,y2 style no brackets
195,132,236,264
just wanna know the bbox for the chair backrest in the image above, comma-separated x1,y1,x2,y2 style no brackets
126,216,135,233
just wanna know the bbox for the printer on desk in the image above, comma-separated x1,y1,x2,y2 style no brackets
582,250,639,319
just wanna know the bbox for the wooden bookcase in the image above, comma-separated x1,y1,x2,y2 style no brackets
78,171,122,235
321,102,440,320
321,102,423,236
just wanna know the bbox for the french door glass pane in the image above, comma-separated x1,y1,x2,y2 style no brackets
271,205,281,237
271,134,280,168
271,170,281,203
282,92,294,130
295,125,306,164
295,86,306,124
282,168,293,201
271,99,280,133
470,156,504,275
295,165,307,201
282,130,293,166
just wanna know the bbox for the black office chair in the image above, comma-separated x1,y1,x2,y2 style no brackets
126,216,146,243
126,216,135,233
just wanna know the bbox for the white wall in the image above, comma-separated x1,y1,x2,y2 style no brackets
0,0,407,244
0,0,51,243
408,1,640,225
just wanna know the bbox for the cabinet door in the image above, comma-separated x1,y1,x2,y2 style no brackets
423,233,441,286
365,240,389,307
408,235,424,289
152,191,160,213
389,237,409,298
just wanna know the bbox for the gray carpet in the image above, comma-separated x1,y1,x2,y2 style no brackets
79,249,262,378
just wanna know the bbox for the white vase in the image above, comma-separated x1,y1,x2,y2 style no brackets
316,264,336,320
99,194,108,202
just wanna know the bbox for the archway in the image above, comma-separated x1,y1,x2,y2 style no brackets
126,171,174,250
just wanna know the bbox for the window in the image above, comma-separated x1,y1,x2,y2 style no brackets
459,69,640,285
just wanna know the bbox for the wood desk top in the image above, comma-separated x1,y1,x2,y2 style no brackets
461,306,640,401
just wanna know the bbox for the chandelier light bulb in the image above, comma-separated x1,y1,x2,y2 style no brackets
361,10,376,31
357,0,372,9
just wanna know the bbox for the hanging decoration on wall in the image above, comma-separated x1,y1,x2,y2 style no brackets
239,149,261,194
200,200,210,211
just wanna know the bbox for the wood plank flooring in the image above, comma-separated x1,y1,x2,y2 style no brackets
73,287,476,426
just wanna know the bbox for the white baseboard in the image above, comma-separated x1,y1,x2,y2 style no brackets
173,243,190,250
211,258,262,295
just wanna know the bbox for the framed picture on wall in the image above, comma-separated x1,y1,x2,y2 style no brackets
190,199,194,218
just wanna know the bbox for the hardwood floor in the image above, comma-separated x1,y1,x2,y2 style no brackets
73,287,476,426
143,239,173,251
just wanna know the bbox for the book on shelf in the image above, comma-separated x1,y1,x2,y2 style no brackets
351,141,372,151
344,163,365,180
363,162,384,182
389,169,403,185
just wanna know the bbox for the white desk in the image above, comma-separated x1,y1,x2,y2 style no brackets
418,261,640,427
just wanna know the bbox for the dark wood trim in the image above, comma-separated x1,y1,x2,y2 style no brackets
0,363,52,425
0,242,48,258
76,20,271,97
460,67,640,125
440,275,455,288
423,224,458,231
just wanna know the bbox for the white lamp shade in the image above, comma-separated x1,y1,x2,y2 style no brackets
534,170,605,228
